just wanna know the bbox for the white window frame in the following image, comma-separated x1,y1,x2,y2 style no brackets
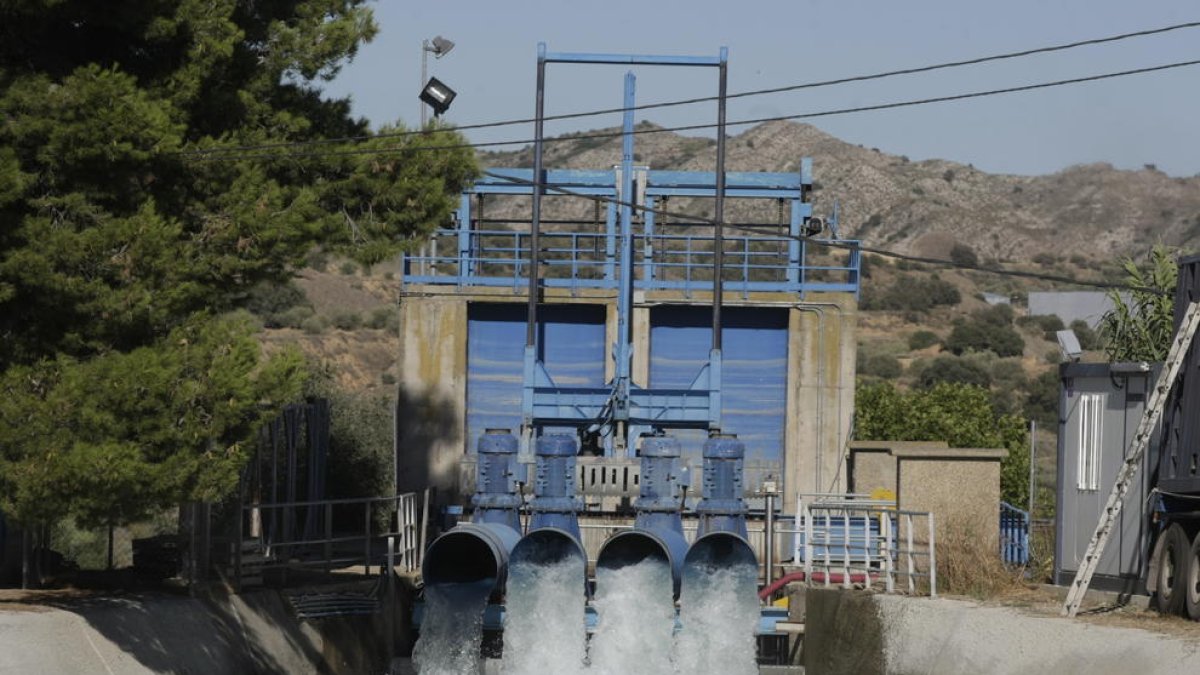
1077,393,1104,491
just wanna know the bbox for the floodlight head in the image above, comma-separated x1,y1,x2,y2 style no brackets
1056,329,1083,362
419,77,457,117
429,35,455,58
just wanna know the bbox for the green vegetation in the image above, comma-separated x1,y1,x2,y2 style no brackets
945,305,1024,357
0,1,476,545
1100,245,1178,361
858,353,904,379
908,330,940,350
915,355,991,389
855,381,1030,507
860,274,961,312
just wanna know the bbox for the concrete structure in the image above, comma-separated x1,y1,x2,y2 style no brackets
1028,291,1128,329
1055,361,1161,594
848,441,1007,547
399,284,858,516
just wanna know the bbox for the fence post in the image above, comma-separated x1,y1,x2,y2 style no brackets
927,512,937,598
883,511,894,593
364,502,372,575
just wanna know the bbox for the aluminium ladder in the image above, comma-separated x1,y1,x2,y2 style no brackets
1062,301,1200,617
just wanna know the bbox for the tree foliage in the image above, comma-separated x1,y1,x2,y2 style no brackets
945,305,1024,358
1100,245,1177,362
856,381,1030,507
0,1,476,529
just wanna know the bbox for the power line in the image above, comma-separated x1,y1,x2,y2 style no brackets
184,20,1200,157
478,170,1173,297
186,58,1200,163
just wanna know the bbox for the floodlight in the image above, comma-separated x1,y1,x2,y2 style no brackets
429,36,455,58
1056,329,1083,362
419,77,457,117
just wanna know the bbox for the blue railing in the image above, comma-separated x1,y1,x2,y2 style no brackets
403,228,860,297
999,501,1030,566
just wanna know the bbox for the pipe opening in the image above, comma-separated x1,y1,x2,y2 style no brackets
684,532,757,574
597,531,669,572
423,530,500,586
510,529,586,569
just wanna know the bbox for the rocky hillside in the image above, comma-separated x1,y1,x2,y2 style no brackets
480,120,1200,261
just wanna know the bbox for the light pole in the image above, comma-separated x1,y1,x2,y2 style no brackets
420,35,455,127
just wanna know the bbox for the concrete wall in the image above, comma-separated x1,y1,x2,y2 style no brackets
0,584,399,675
398,284,857,512
849,442,1006,548
803,588,1200,675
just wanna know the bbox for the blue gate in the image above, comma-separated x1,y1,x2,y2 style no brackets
1000,501,1030,565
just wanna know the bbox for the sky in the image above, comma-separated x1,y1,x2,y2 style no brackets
323,1,1200,177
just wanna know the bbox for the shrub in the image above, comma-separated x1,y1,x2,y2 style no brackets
949,243,979,267
1024,370,1059,428
244,281,311,327
942,169,956,183
339,260,359,275
908,330,939,350
858,353,903,379
1070,320,1103,351
331,310,362,330
860,274,960,312
366,307,397,330
275,305,316,329
916,355,992,389
301,315,327,334
1018,314,1065,341
380,372,397,386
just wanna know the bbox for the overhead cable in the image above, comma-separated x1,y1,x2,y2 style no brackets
183,20,1200,157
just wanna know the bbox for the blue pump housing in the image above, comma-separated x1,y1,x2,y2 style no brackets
423,430,523,592
597,435,691,597
684,434,757,578
511,434,587,569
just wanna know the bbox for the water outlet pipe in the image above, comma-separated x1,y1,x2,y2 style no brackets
510,434,587,569
684,434,757,576
421,430,523,592
596,435,690,597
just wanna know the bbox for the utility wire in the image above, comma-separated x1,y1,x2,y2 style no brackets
187,58,1200,162
478,169,1173,297
185,20,1200,157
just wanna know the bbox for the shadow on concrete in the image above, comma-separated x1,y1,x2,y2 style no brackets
396,385,461,505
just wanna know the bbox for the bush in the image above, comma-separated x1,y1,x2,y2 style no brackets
916,355,992,389
275,305,316,329
331,310,362,330
380,372,397,386
949,243,979,267
339,260,359,275
858,353,903,379
1017,314,1065,341
860,274,961,312
908,330,939,350
301,315,327,334
945,319,1024,358
1070,320,1102,351
366,307,398,331
244,281,311,328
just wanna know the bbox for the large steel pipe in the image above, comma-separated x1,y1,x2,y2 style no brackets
596,435,690,597
422,430,523,594
511,434,586,569
684,434,757,574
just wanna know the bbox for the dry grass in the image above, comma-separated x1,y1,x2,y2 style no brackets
935,519,1027,599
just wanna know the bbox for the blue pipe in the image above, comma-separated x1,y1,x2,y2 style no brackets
422,430,522,591
510,434,587,569
597,435,690,597
685,434,757,574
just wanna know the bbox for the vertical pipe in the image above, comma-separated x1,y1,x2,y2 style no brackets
712,49,728,351
764,491,776,589
420,40,428,128
616,72,636,402
928,513,938,597
527,45,547,350
1028,419,1037,518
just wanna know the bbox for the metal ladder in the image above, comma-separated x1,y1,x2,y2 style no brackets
1062,301,1200,617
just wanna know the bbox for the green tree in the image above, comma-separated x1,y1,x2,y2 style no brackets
856,381,1030,507
0,1,476,545
1100,245,1178,361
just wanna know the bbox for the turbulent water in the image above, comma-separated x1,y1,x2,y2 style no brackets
673,562,761,675
412,580,493,675
501,556,588,675
587,560,677,675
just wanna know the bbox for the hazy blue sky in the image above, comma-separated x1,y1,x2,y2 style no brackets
324,1,1200,176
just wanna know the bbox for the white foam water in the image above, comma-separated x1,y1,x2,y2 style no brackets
501,556,588,675
412,580,493,675
673,562,760,675
587,560,676,675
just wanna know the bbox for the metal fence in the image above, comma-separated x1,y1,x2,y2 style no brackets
1000,501,1031,566
786,496,937,596
233,492,424,588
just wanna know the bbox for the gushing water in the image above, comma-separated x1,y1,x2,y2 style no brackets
674,562,760,675
588,560,676,675
501,556,588,675
412,580,492,675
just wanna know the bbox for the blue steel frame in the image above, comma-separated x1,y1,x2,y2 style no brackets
401,44,861,456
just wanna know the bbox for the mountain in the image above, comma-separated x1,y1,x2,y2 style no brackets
480,120,1200,261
